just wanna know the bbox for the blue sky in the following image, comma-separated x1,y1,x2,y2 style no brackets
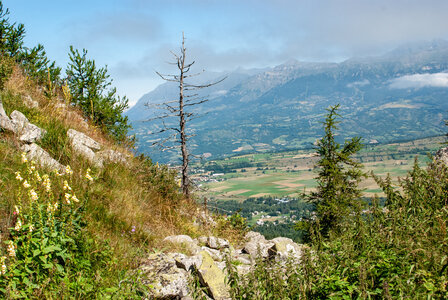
4,0,448,106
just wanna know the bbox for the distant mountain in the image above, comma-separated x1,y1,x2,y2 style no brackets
127,40,448,163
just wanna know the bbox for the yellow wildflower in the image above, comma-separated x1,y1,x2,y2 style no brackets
14,219,22,231
63,180,71,191
23,180,31,188
29,224,34,233
15,172,23,181
0,256,6,275
34,171,42,182
42,175,51,192
29,189,38,201
14,205,20,215
65,193,71,204
85,168,93,182
65,165,73,175
71,194,79,203
7,241,15,257
21,152,27,163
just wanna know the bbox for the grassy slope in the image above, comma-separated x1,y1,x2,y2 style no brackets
0,64,225,296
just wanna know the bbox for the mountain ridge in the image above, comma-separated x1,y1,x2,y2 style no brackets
127,40,448,163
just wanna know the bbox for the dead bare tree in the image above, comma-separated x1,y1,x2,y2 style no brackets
148,33,225,199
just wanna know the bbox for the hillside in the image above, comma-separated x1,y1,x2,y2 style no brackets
128,40,448,163
0,50,237,298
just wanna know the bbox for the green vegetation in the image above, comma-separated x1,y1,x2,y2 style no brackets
228,157,448,298
226,107,448,298
301,104,366,239
66,46,130,142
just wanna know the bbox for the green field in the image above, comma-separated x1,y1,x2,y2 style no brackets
195,136,444,201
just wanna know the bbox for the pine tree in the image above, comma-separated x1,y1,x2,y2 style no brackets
66,46,130,141
306,104,366,239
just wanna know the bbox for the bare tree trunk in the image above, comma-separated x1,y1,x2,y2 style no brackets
150,33,226,200
179,35,190,199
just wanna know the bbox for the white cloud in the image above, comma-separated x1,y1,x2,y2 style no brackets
389,72,448,89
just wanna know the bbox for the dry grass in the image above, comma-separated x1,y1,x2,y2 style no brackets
0,61,224,270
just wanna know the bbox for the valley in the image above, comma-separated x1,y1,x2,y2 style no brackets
192,135,445,240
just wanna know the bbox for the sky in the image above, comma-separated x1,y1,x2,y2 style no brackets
4,0,448,107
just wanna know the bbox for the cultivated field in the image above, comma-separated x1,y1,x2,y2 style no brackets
196,136,445,201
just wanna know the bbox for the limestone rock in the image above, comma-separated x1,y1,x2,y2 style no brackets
0,115,15,132
67,128,101,150
67,129,102,167
242,231,275,259
434,147,448,166
197,236,230,250
0,102,20,133
269,237,303,260
21,143,64,172
139,253,190,299
0,99,6,117
201,246,224,262
197,251,231,300
10,111,46,143
164,235,200,254
173,253,203,271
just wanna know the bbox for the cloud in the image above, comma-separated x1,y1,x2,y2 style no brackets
389,72,448,89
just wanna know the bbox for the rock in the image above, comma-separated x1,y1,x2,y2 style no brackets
197,236,230,250
67,128,101,150
10,111,46,143
96,149,128,165
196,251,231,300
233,253,251,265
173,253,203,271
0,98,7,117
67,129,102,167
23,95,39,109
0,104,22,134
201,246,224,262
242,231,275,259
435,147,448,166
21,143,64,172
269,237,303,260
139,253,190,299
0,115,15,132
164,235,200,254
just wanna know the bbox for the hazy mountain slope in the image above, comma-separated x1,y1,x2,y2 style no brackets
128,41,448,163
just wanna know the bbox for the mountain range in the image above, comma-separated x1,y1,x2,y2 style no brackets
126,40,448,163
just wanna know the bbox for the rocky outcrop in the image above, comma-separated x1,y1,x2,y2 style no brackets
140,253,191,299
434,147,448,166
142,232,305,299
21,143,64,172
0,108,47,143
67,129,102,166
67,129,129,167
196,251,230,300
0,101,15,132
242,231,275,259
10,111,47,143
